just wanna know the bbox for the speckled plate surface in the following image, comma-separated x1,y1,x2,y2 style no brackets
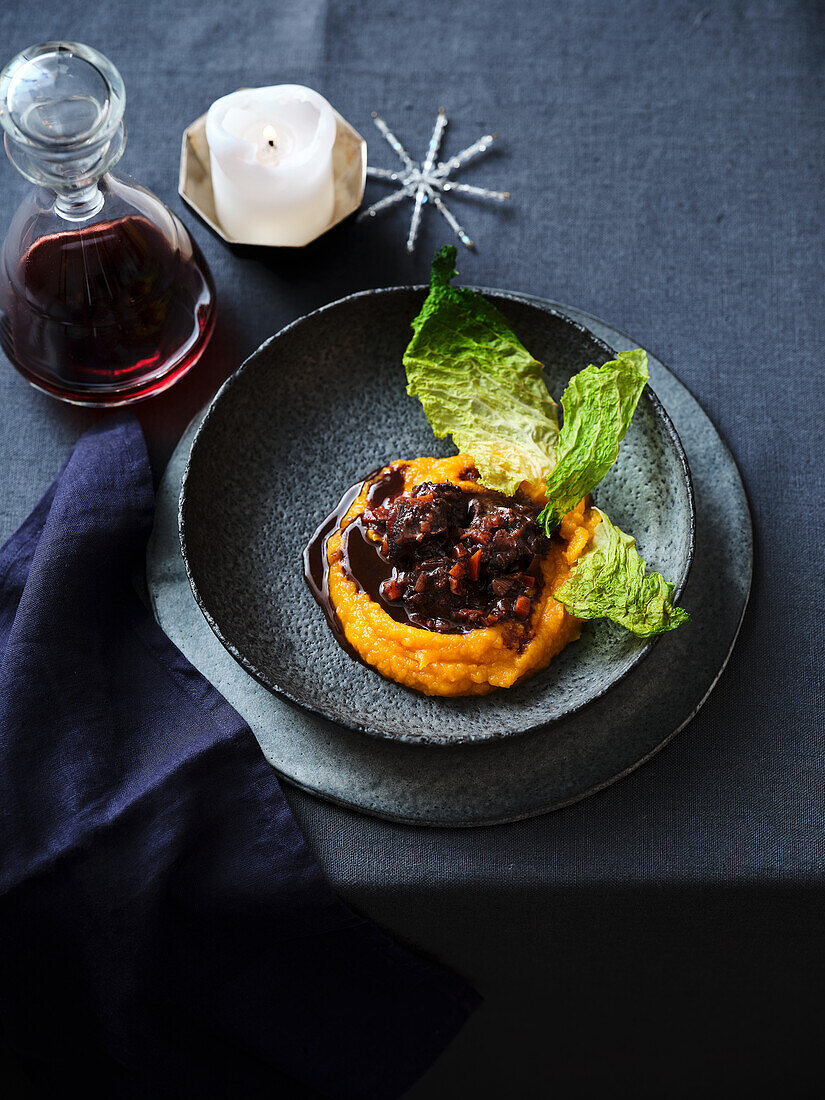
179,289,694,744
149,299,751,825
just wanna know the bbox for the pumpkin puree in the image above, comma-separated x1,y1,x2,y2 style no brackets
326,455,601,697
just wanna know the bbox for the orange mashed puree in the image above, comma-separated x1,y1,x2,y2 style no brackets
326,455,600,697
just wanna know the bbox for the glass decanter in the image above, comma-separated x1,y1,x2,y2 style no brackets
0,42,216,405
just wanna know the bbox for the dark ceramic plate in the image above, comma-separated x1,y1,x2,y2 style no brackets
180,288,694,745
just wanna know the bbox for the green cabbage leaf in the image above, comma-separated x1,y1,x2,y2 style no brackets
403,246,559,495
555,508,690,637
538,350,648,531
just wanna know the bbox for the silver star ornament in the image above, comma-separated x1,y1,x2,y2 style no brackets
358,108,510,253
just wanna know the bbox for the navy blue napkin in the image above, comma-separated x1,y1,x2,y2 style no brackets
0,415,479,1099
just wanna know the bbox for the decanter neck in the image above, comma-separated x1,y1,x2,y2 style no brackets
50,181,110,221
0,42,126,220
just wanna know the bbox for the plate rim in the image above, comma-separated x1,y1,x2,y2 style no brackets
179,285,696,746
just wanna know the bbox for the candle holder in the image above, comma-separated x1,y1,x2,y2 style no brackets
179,94,366,247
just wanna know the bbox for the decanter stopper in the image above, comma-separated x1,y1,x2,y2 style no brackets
0,41,126,219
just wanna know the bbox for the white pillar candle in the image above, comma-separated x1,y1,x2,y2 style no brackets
205,85,336,246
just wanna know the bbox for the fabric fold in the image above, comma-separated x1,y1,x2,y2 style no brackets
0,414,480,1100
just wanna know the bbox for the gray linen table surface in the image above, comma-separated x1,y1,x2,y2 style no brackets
1,1,822,1096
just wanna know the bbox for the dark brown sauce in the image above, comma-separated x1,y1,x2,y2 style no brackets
367,465,406,507
303,464,409,656
340,523,409,624
303,480,364,657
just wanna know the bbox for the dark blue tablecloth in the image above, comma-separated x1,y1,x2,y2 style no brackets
0,416,481,1099
1,1,823,1095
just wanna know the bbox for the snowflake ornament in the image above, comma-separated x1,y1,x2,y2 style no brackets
358,108,509,253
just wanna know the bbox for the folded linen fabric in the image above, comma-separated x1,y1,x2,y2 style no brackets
0,415,479,1099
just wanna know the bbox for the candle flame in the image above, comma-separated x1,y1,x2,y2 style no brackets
263,124,277,147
